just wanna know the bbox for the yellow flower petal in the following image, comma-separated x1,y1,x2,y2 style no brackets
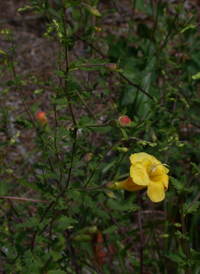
116,177,146,191
147,180,165,202
130,162,149,186
152,163,169,176
150,174,169,191
130,152,152,165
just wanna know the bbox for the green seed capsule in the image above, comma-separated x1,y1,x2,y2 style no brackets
82,3,102,18
104,63,118,72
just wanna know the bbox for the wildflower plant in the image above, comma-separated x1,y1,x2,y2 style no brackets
0,1,200,274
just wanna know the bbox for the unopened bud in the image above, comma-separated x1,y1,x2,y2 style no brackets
150,128,157,142
82,226,98,234
72,234,91,242
88,226,98,234
83,153,93,162
174,223,182,227
36,111,48,125
159,234,169,238
117,147,129,153
82,3,102,18
104,63,118,72
104,189,116,199
118,116,131,127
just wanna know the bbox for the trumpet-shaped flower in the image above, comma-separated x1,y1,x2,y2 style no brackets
107,152,169,202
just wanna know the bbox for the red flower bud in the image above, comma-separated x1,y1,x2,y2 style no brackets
36,111,48,125
118,116,131,127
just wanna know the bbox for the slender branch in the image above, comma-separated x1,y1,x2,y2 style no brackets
60,1,78,190
66,229,79,274
137,193,144,274
84,139,122,188
151,0,156,22
73,32,106,58
85,250,102,274
98,202,139,252
186,165,200,188
31,201,55,252
0,196,48,203
48,218,53,253
180,196,191,274
118,72,154,101
80,121,113,128
74,89,97,119
54,42,63,190
186,191,200,212
80,259,103,274
165,8,181,163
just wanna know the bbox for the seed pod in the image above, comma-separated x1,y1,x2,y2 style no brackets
104,189,116,199
72,234,91,242
82,226,98,234
117,147,129,153
83,153,93,162
82,3,102,18
104,63,118,72
118,115,131,127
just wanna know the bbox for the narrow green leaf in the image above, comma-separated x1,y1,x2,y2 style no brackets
181,24,196,33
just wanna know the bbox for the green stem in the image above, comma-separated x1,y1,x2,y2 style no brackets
180,196,192,274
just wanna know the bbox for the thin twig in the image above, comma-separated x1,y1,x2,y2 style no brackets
118,72,154,101
60,0,77,190
0,196,48,203
180,196,190,271
74,89,97,119
186,191,200,213
80,259,103,274
98,202,139,252
137,192,144,274
84,139,122,188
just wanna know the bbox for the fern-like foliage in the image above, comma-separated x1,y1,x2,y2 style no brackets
160,250,187,266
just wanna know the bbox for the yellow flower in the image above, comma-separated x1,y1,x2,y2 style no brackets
107,152,169,203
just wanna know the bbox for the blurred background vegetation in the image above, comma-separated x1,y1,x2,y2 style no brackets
0,0,200,273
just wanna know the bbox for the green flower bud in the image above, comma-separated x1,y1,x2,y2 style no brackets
104,189,116,199
83,153,93,162
104,63,118,72
82,3,102,18
117,147,129,153
73,234,91,242
82,226,98,234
